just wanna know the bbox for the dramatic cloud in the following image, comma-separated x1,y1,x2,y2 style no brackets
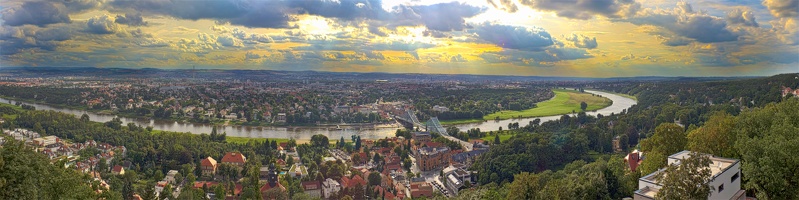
564,34,598,49
762,0,798,18
472,22,554,51
627,2,738,43
115,13,148,26
88,15,122,34
762,0,799,44
0,25,74,55
727,9,759,27
1,2,71,26
216,35,242,47
517,0,641,19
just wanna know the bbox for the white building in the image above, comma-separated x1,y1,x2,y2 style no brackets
322,178,341,199
634,150,745,200
432,105,449,112
443,165,471,196
164,170,179,184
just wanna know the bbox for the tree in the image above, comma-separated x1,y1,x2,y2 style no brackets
506,172,541,200
687,112,737,158
311,134,329,148
640,123,687,174
494,134,500,145
0,139,97,200
733,98,799,200
580,101,588,111
655,152,713,200
141,182,157,200
81,113,90,122
368,172,382,186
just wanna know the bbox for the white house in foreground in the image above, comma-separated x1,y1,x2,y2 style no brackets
634,150,745,200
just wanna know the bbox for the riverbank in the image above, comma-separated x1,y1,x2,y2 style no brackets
441,89,612,125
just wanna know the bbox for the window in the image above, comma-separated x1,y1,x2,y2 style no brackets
719,184,724,192
731,172,739,182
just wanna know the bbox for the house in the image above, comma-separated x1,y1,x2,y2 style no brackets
340,174,366,190
275,113,287,123
112,165,125,175
260,165,286,200
322,178,341,199
625,150,643,172
221,152,247,169
164,170,179,184
373,186,398,200
410,182,434,198
450,149,487,167
432,105,449,112
201,156,218,177
634,150,745,200
412,132,431,143
289,164,308,178
416,146,451,171
612,135,623,152
443,165,471,196
302,181,322,199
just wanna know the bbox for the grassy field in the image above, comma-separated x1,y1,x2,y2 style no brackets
482,89,611,120
0,103,26,121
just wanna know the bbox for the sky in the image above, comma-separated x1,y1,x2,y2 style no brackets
0,0,797,77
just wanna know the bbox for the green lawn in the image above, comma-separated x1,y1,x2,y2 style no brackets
483,89,611,120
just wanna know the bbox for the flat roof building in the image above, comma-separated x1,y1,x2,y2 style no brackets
634,150,745,200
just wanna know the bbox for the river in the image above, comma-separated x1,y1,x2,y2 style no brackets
451,90,637,131
0,90,635,140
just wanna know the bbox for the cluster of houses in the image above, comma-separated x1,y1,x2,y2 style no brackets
2,129,126,173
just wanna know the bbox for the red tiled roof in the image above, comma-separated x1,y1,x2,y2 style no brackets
301,181,320,191
221,152,246,164
260,182,286,192
201,156,218,167
193,181,219,189
112,165,124,173
341,175,366,189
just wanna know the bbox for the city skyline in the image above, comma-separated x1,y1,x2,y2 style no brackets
1,0,798,77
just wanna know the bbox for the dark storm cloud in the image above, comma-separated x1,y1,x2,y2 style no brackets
517,0,641,19
626,2,739,43
472,22,554,51
727,9,759,27
2,1,71,27
0,25,74,55
115,13,148,26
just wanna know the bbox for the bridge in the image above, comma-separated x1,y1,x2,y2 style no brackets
394,109,425,129
395,110,474,151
